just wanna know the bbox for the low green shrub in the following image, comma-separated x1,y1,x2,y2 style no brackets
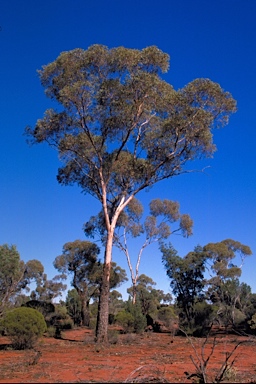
46,326,56,338
59,318,74,330
115,310,135,333
2,307,47,349
133,305,147,334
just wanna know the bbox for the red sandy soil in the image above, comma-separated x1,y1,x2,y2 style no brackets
0,327,256,383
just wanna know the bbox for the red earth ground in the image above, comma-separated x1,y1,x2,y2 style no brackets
0,327,256,383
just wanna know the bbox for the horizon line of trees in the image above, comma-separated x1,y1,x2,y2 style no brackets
0,236,255,338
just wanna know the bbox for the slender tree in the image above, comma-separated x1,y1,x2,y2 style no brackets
162,243,207,331
85,197,193,304
66,289,83,325
116,198,193,303
26,44,236,342
204,239,252,327
53,240,100,326
54,240,127,327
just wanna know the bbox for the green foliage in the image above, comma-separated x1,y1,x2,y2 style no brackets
54,240,100,326
1,307,46,349
157,306,177,328
31,274,67,302
115,310,135,333
59,317,74,330
66,289,82,325
46,325,56,337
132,301,147,334
127,274,162,317
191,301,216,336
248,313,256,331
0,244,44,316
108,289,125,318
163,239,252,334
204,239,252,281
204,240,252,329
24,300,55,328
24,300,55,317
54,240,127,327
162,243,207,332
26,44,237,342
46,303,74,337
88,317,97,331
118,298,147,334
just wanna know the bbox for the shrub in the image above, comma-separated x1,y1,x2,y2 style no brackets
132,303,147,334
122,333,137,344
115,310,135,333
47,304,74,337
157,306,177,325
107,329,119,344
46,326,56,337
59,318,74,330
24,300,55,327
2,307,47,349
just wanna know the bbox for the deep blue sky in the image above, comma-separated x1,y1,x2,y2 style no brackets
1,0,255,300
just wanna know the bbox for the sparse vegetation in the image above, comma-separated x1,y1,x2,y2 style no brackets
0,326,256,382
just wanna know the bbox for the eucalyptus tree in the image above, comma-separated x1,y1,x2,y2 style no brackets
31,274,67,302
0,244,44,315
53,240,100,326
85,197,192,304
53,240,127,326
204,239,252,327
66,289,82,325
162,243,207,331
26,44,236,342
162,239,252,332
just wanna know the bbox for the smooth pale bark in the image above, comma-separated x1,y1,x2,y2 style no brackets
96,195,132,342
96,233,113,342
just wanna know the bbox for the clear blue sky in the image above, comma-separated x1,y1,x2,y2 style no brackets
1,0,255,300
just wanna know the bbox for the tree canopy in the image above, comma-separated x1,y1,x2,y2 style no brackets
0,244,44,316
162,239,252,334
53,240,127,326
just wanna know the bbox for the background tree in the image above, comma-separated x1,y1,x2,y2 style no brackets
53,240,100,326
65,289,82,326
162,243,207,334
26,44,237,342
204,239,252,328
85,197,193,304
30,273,67,302
54,240,127,326
0,244,44,316
127,274,171,319
162,239,252,334
108,290,124,323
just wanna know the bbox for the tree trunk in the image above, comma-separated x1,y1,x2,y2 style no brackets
96,194,129,343
132,282,137,304
81,299,90,327
96,231,113,343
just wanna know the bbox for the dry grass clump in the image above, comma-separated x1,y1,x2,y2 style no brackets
124,365,170,383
